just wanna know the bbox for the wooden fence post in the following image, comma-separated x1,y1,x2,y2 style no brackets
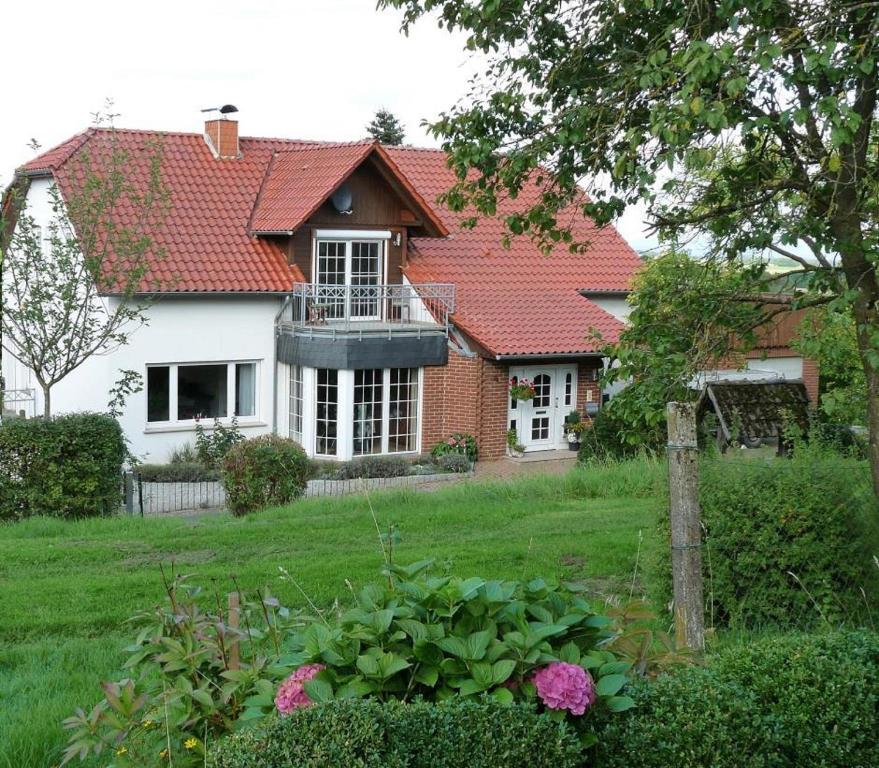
666,402,705,651
228,591,241,670
123,472,134,515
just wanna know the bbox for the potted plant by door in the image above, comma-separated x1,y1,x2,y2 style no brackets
564,410,583,451
506,428,525,458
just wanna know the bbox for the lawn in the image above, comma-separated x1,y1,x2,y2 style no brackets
0,463,662,767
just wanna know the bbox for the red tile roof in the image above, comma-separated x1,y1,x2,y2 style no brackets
250,142,374,233
387,146,641,355
18,128,643,353
22,129,307,293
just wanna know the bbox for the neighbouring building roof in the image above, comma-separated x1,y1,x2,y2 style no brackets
702,380,810,443
18,128,644,354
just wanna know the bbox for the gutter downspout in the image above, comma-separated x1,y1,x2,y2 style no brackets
272,295,292,435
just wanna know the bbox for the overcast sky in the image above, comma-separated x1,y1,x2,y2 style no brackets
1,0,655,250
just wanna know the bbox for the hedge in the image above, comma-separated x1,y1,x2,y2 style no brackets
0,412,126,521
210,699,584,768
596,631,879,768
655,452,879,628
136,462,220,483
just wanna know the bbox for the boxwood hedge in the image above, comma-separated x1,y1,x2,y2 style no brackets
0,412,125,520
596,631,879,768
655,453,879,628
210,699,584,768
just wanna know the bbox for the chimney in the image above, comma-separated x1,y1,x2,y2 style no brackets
203,105,240,159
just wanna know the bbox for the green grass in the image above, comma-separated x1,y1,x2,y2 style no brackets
0,463,662,766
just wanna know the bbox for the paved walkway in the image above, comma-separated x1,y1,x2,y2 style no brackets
474,448,579,480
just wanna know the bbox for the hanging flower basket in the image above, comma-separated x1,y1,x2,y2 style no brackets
509,377,536,401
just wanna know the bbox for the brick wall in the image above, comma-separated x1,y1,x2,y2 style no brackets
422,351,509,459
576,360,602,419
422,352,605,459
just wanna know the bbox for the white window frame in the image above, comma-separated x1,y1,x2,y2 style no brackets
311,231,391,312
289,364,304,443
144,360,260,429
305,366,422,460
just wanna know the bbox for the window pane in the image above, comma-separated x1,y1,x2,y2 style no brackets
316,241,346,319
533,374,551,408
353,369,383,455
564,372,573,407
289,365,303,442
147,366,170,422
178,364,228,420
235,363,256,417
388,368,418,453
315,368,338,456
350,242,382,318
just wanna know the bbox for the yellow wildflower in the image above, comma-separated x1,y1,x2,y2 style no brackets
159,748,169,759
115,746,128,756
184,738,198,750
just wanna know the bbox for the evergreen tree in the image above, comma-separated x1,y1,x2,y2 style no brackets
366,109,406,145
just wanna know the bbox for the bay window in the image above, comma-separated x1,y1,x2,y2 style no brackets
146,361,258,425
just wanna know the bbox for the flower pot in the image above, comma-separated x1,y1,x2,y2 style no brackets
567,441,580,452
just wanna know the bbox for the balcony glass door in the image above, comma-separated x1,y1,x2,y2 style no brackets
315,241,346,320
350,241,382,320
314,238,384,322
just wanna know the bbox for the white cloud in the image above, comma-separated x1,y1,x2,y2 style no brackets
1,0,652,248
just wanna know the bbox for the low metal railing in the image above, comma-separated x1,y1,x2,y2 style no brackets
278,282,455,334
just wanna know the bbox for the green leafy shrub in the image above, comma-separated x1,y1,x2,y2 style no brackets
435,453,472,473
136,462,220,482
578,408,664,463
211,699,585,768
241,561,633,737
63,575,305,767
195,417,245,469
335,455,411,480
0,412,125,521
596,631,879,768
222,435,310,515
656,453,879,629
431,433,478,462
169,443,199,464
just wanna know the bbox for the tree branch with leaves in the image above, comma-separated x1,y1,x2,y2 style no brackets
380,0,879,495
1,112,170,418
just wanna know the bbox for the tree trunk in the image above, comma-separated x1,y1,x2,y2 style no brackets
865,364,879,499
40,381,51,420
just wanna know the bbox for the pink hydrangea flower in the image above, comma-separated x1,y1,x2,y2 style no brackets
531,662,596,716
274,664,325,715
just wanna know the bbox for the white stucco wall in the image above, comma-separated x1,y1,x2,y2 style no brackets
2,177,284,460
588,295,632,323
745,356,804,381
102,296,282,462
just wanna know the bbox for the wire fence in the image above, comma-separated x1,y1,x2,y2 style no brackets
123,470,472,516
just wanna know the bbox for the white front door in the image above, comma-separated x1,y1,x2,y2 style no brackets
509,365,577,451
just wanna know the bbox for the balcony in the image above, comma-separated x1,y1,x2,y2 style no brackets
276,283,455,369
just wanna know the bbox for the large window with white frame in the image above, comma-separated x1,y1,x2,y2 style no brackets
353,369,383,455
146,361,258,425
289,365,304,443
315,368,339,456
388,367,419,453
348,367,419,455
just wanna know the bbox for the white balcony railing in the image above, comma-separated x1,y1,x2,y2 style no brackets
277,282,456,336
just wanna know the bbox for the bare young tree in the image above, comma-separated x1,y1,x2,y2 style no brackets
1,113,169,418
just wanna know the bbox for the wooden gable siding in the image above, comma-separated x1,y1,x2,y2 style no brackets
287,160,413,284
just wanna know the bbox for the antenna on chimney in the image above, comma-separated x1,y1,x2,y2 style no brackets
201,104,239,120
